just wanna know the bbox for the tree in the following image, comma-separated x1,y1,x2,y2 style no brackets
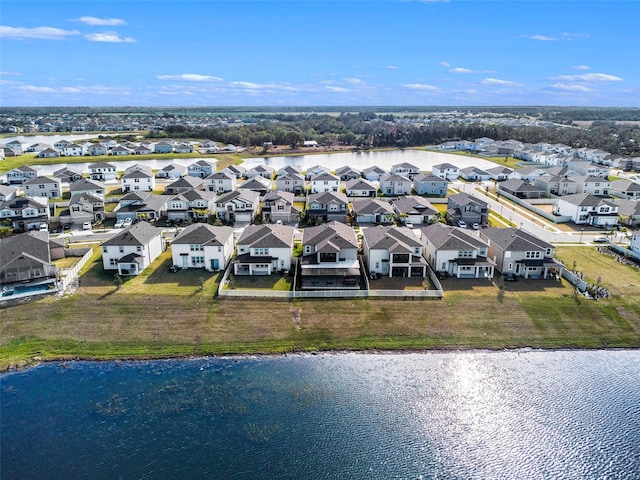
114,273,123,290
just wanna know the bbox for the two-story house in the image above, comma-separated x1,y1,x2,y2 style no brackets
306,191,349,223
88,162,117,181
413,174,448,196
0,231,58,291
166,189,216,221
157,163,188,179
432,163,460,181
23,176,62,199
69,178,106,198
362,165,387,182
574,175,611,196
310,172,340,194
165,176,204,194
233,224,295,275
362,225,428,278
121,168,155,193
171,224,234,271
446,193,489,226
391,196,439,226
420,223,495,279
5,166,41,185
391,162,420,180
62,193,106,226
215,189,261,223
53,167,83,184
187,159,218,178
300,221,361,289
345,178,378,197
246,164,275,179
379,174,412,196
351,198,395,224
115,192,169,221
611,179,640,199
459,166,491,182
239,175,272,195
555,193,619,227
480,228,563,279
262,190,298,223
205,171,236,193
0,197,50,231
335,166,361,181
275,172,305,195
101,222,164,276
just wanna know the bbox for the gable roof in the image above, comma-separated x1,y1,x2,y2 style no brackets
172,224,233,246
392,196,437,215
302,221,358,250
351,198,395,215
237,224,295,249
307,191,348,205
0,231,50,271
102,221,161,247
166,176,203,189
480,228,553,252
421,223,488,251
216,189,260,205
363,225,421,252
69,178,105,192
414,173,448,183
345,178,377,191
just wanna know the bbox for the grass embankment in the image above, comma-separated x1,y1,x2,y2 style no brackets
2,247,640,371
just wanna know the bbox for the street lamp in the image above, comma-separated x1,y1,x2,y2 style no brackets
579,228,584,244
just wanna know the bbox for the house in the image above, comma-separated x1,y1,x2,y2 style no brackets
166,190,216,221
233,224,295,275
446,193,489,226
246,164,275,179
391,196,439,226
413,174,448,196
420,223,495,279
459,166,491,182
351,198,395,224
174,142,194,154
555,194,619,227
88,162,117,181
306,191,349,223
69,178,105,198
335,166,361,181
239,176,272,195
611,179,640,199
53,167,83,184
310,172,340,194
23,176,62,199
512,166,546,182
0,231,58,290
391,162,420,180
157,163,187,179
53,139,73,151
379,174,412,196
303,140,319,148
533,174,578,196
62,143,85,156
62,194,106,226
101,222,164,276
362,225,428,278
567,161,609,178
115,192,169,221
574,175,611,196
171,224,234,271
305,165,331,180
0,185,18,203
300,221,361,289
121,169,155,193
205,171,236,193
5,166,41,185
276,165,303,178
215,189,260,223
480,228,563,279
38,147,60,158
165,176,204,194
345,178,378,197
223,164,247,179
86,143,108,156
0,197,49,231
432,163,460,181
4,140,24,155
133,145,153,155
275,172,305,195
154,141,174,154
499,178,548,199
187,159,217,178
362,165,387,182
613,199,640,227
262,190,299,223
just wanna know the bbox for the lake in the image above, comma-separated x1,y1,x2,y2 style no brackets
2,350,639,479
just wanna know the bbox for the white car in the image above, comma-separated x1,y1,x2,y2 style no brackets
123,217,133,228
114,219,125,229
404,220,414,229
457,220,467,228
82,222,92,230
472,222,479,230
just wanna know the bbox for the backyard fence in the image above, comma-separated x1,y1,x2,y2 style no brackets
58,248,93,291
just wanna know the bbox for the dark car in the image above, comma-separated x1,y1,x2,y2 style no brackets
503,273,517,282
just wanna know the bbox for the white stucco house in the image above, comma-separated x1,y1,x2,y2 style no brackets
432,163,460,181
205,171,236,193
171,224,234,271
233,224,295,275
22,176,62,199
362,225,428,278
555,193,619,227
101,222,165,276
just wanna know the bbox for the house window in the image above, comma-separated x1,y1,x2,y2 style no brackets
136,246,142,252
190,244,204,251
119,246,124,253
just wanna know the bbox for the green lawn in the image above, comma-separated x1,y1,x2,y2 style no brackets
226,273,292,290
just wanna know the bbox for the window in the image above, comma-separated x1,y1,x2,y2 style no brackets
136,246,142,252
525,251,542,259
458,250,473,258
119,246,124,253
190,244,204,251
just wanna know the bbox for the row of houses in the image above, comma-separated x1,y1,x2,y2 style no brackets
100,220,564,289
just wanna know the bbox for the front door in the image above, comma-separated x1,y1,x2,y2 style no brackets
182,256,188,269
211,258,219,270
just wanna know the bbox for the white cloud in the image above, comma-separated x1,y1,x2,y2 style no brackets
523,34,557,41
554,73,623,82
0,26,80,40
439,61,450,68
229,81,301,92
85,32,136,43
73,16,126,26
384,65,398,70
402,83,440,91
550,83,594,92
449,66,494,74
481,78,523,87
325,86,349,93
20,85,56,93
18,84,130,95
343,78,363,84
0,71,22,76
561,32,589,39
570,65,592,71
157,74,223,82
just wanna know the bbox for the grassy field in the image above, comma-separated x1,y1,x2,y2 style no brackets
2,246,639,371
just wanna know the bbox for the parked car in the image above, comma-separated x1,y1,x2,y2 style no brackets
592,236,608,243
114,219,125,229
404,220,414,229
123,217,133,228
503,273,517,282
82,222,92,230
457,220,467,228
38,223,49,232
472,222,479,230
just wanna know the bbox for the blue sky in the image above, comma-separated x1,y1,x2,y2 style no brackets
1,1,638,107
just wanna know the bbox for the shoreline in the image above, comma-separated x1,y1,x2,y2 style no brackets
5,344,640,374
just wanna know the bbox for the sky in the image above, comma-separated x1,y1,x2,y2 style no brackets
1,1,638,107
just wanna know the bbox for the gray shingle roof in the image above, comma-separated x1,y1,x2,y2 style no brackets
172,224,233,246
237,224,295,249
102,222,161,247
